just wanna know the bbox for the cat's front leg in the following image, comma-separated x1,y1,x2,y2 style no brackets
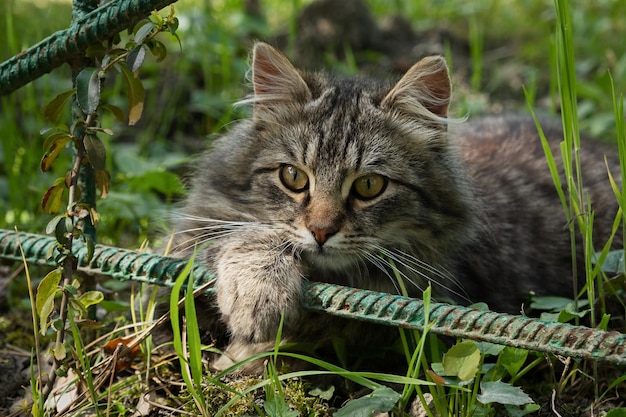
212,231,303,367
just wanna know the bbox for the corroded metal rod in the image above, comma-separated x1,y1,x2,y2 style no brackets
0,0,178,96
1,229,624,365
0,229,212,289
303,283,626,366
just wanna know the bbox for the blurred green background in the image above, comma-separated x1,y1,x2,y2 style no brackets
1,0,625,249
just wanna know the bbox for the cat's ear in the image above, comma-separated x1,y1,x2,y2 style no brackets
381,56,451,118
250,43,312,109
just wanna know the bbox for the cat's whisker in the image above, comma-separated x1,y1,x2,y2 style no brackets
359,250,402,295
385,248,463,292
369,244,471,303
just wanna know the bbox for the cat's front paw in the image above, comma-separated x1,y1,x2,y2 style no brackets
214,236,304,344
211,340,275,374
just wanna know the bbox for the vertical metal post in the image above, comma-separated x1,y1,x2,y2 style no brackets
71,0,98,245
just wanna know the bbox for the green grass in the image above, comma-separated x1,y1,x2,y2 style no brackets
2,0,626,416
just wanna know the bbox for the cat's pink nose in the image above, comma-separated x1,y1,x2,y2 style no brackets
309,225,338,246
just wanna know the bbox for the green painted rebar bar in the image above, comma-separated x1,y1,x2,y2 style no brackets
1,229,624,365
303,283,626,365
0,229,212,289
0,0,178,96
72,0,99,246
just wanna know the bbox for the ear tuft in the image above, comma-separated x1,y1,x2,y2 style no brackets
382,56,451,118
251,42,312,105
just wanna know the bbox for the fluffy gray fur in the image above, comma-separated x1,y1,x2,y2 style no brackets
169,43,620,370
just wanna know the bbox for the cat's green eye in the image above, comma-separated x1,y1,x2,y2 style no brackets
279,164,309,192
352,174,387,200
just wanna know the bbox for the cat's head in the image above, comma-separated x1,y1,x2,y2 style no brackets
184,43,478,292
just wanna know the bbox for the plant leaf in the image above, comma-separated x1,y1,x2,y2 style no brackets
308,386,335,401
147,40,167,62
334,386,401,417
76,291,104,309
442,341,481,381
84,133,106,171
53,342,67,361
168,15,179,34
134,21,155,44
606,408,626,417
45,214,65,235
36,268,62,335
95,169,110,198
43,89,76,123
596,249,625,273
477,380,534,406
41,177,67,213
127,44,147,72
498,347,529,378
118,63,145,125
75,67,101,114
41,133,72,172
54,214,71,246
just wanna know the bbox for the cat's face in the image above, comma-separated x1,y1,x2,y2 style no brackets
176,44,476,296
248,92,421,270
237,44,473,280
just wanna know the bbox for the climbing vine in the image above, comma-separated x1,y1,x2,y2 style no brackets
34,6,180,400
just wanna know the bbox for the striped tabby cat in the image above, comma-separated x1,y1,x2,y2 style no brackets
169,42,619,370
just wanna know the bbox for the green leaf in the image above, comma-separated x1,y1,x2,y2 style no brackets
308,386,335,401
99,300,131,312
76,291,104,309
530,296,588,312
41,177,67,214
45,215,65,235
498,347,529,378
477,381,534,406
40,133,72,172
41,125,69,145
606,408,626,417
118,63,145,125
36,268,62,335
54,214,71,246
596,249,625,273
75,67,101,114
334,386,401,417
84,133,106,171
127,44,147,72
43,89,76,123
53,342,67,361
557,304,589,323
442,341,481,382
134,21,155,44
147,40,167,63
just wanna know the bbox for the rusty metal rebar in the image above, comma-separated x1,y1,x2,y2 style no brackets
0,0,178,96
303,282,626,365
0,229,212,289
